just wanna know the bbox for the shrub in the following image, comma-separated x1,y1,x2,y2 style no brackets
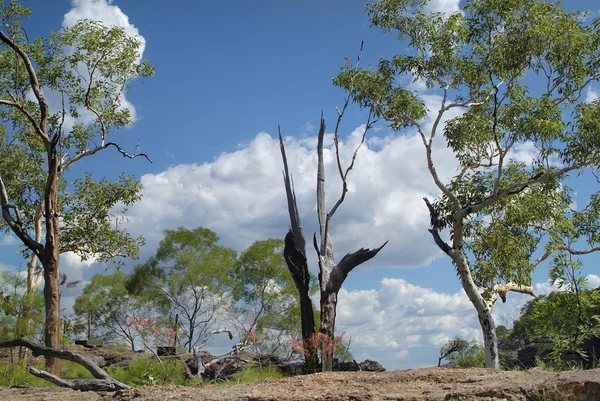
0,358,94,387
107,355,186,386
229,363,286,385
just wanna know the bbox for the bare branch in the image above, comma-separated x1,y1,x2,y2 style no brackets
62,141,152,169
337,241,388,276
423,197,452,254
0,175,44,257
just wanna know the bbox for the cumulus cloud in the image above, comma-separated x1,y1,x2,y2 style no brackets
585,87,598,103
586,274,600,289
335,278,484,369
63,0,145,59
121,123,457,271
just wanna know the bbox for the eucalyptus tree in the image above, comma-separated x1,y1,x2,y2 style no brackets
0,1,153,368
127,227,236,352
334,0,600,368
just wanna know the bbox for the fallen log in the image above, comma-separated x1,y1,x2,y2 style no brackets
0,338,129,391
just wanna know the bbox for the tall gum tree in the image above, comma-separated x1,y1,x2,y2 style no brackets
0,3,153,369
334,0,600,368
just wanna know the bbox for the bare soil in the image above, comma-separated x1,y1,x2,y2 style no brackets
1,367,599,400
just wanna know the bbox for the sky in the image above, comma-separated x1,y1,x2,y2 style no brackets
1,0,600,370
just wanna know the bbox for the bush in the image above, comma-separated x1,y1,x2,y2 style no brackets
107,355,186,386
228,363,286,385
0,358,94,387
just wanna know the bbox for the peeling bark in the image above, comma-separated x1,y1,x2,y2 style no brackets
0,338,129,391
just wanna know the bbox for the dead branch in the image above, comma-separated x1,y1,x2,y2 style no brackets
423,197,451,255
0,338,129,391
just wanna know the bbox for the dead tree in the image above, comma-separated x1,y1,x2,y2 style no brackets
279,131,317,371
0,338,128,391
313,113,387,372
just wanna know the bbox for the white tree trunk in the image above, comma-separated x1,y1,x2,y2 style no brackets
453,251,499,369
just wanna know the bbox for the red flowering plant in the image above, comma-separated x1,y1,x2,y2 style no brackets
288,331,345,372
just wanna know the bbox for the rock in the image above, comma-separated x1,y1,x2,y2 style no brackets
359,359,385,372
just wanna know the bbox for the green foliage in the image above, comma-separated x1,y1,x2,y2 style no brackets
106,355,186,387
229,363,286,384
232,238,312,355
510,288,600,368
127,227,236,351
0,361,48,387
0,4,153,263
73,271,153,349
0,272,44,341
333,338,354,363
0,358,94,387
440,337,485,368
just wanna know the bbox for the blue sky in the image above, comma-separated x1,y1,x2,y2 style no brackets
1,0,599,370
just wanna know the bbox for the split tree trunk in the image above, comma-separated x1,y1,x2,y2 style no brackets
279,132,317,371
314,116,386,372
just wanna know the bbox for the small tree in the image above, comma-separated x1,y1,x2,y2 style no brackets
73,271,155,350
439,336,485,368
232,238,310,355
0,2,153,369
127,227,236,352
438,336,468,367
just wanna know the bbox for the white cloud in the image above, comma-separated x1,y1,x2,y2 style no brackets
121,125,457,270
585,87,598,103
335,278,485,369
0,235,16,246
63,0,145,59
424,0,461,15
586,274,600,289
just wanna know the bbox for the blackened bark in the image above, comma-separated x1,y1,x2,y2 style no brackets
279,132,317,370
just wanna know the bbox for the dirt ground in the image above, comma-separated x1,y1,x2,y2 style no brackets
1,367,599,401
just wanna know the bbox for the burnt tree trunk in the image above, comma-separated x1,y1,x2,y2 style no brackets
279,131,317,371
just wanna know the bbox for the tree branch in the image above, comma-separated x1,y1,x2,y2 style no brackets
0,30,49,144
423,197,451,254
0,176,44,257
492,283,534,303
337,241,388,276
62,141,152,169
